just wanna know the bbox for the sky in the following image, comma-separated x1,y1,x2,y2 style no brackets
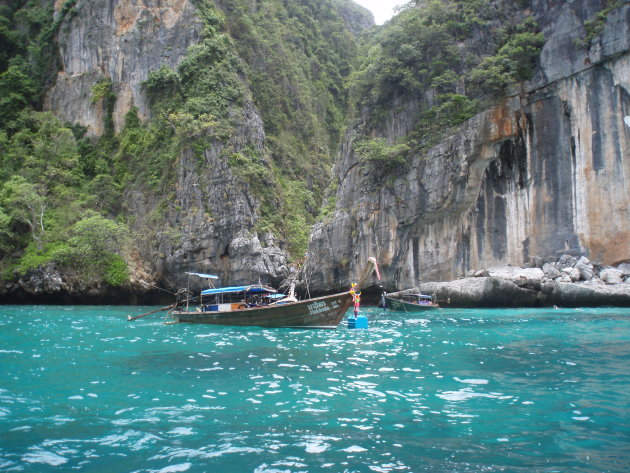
352,0,406,25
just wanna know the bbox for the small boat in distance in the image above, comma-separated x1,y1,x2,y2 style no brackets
384,292,439,312
164,257,380,329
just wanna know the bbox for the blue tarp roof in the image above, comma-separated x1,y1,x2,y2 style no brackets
201,285,276,296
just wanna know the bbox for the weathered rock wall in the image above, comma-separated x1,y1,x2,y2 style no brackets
32,0,630,300
305,1,630,293
42,0,291,293
45,0,202,135
154,102,291,290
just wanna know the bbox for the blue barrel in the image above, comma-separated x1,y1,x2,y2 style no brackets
355,315,368,329
347,317,356,328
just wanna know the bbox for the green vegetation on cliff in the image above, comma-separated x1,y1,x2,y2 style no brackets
0,1,128,285
5,0,621,293
0,111,129,285
216,0,366,252
0,0,369,289
136,0,366,259
581,0,625,45
348,0,544,155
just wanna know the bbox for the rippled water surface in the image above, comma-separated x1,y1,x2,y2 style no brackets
1,305,629,472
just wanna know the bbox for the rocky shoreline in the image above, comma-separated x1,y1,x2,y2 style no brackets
3,254,630,308
0,263,171,305
410,256,630,308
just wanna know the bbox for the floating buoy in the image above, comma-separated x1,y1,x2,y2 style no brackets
347,315,368,329
355,314,368,329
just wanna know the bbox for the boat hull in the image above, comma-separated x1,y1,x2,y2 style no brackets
171,292,352,328
385,296,439,312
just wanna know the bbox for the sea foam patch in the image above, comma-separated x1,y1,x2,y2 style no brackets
454,377,489,385
156,463,192,473
22,449,68,466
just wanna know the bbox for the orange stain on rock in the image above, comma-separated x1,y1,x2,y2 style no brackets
484,102,520,144
114,0,187,35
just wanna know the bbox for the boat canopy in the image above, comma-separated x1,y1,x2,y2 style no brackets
186,272,219,279
201,285,276,296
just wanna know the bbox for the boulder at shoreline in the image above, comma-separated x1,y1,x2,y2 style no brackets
416,277,630,308
417,277,539,308
414,257,630,307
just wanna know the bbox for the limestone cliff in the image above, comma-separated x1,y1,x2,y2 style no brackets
305,0,630,293
37,0,371,298
43,0,284,292
8,0,628,303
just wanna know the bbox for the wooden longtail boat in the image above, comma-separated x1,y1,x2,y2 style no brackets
384,292,439,312
166,257,379,329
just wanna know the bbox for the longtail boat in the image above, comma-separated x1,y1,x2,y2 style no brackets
163,257,380,329
384,292,439,312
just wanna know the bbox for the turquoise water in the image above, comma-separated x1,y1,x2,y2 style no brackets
1,306,629,473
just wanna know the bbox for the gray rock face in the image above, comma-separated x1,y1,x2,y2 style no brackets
419,278,540,308
45,0,202,135
575,257,595,281
306,1,630,293
548,281,630,307
532,0,629,85
31,0,630,301
542,262,562,279
17,264,66,295
600,268,625,284
415,276,630,308
148,102,290,289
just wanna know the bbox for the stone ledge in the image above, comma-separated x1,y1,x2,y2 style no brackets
417,278,630,308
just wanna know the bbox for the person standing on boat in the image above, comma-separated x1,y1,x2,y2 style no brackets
350,283,361,317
